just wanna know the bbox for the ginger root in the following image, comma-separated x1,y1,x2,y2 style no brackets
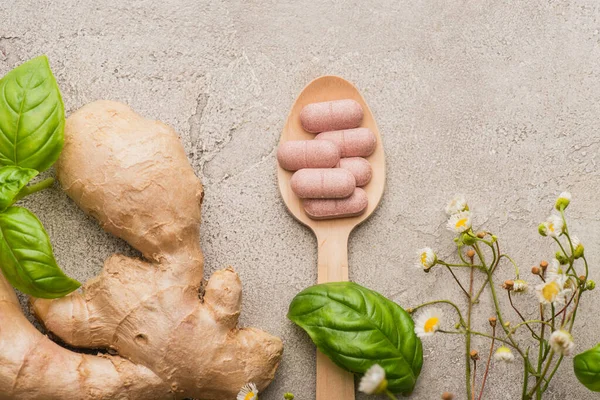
0,101,283,399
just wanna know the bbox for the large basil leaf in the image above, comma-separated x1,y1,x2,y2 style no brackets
0,166,38,211
0,55,64,172
574,344,600,392
0,206,80,298
288,282,423,394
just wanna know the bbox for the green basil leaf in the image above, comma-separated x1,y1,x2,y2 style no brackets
574,344,600,392
288,282,423,394
0,206,80,298
0,55,64,172
0,166,38,211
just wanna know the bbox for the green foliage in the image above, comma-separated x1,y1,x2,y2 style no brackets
0,55,64,172
574,344,600,392
288,282,423,394
0,166,37,210
0,207,80,298
0,56,79,298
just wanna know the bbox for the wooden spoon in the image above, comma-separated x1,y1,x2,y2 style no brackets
277,76,386,400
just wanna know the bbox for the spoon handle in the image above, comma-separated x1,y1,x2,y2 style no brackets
315,230,355,400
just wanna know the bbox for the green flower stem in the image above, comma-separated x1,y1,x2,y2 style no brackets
528,350,555,398
522,349,530,398
559,209,575,256
439,329,518,350
510,319,554,334
541,355,563,392
551,237,568,262
499,253,520,277
485,267,533,372
465,264,475,400
582,255,589,280
536,304,546,399
12,177,55,204
437,261,472,268
410,300,466,326
383,389,397,400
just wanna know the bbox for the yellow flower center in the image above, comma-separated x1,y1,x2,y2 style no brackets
421,252,428,266
455,218,467,229
542,282,560,301
424,317,439,332
548,223,555,233
244,393,256,400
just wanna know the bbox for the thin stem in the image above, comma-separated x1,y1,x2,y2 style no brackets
528,351,555,397
445,265,470,298
465,265,475,400
508,291,540,339
486,268,534,371
11,178,55,204
439,330,518,350
510,319,553,333
541,355,564,392
477,325,496,400
410,300,466,326
499,253,520,277
383,389,397,400
522,349,530,398
471,358,477,400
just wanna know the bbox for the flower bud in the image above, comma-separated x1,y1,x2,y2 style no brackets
462,233,476,245
504,321,511,328
441,393,454,400
531,266,540,275
555,192,571,211
455,322,461,330
539,260,549,270
476,231,486,238
284,394,295,400
538,223,548,236
555,252,568,265
503,280,514,290
587,280,596,291
574,243,584,259
489,317,497,327
466,249,476,258
470,350,480,361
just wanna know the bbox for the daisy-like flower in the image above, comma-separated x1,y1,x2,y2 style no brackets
237,383,258,400
414,308,442,338
555,191,572,210
549,330,575,356
494,346,515,363
445,195,468,215
542,214,564,238
512,279,528,293
447,211,472,233
535,276,570,306
417,247,437,270
571,235,584,258
358,364,388,394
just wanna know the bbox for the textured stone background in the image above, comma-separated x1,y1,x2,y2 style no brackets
2,1,600,399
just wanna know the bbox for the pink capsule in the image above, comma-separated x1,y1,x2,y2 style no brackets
290,168,355,199
338,157,372,187
315,128,376,157
277,140,340,171
300,99,363,133
304,188,369,220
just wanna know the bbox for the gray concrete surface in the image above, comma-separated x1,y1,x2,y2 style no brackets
2,0,600,399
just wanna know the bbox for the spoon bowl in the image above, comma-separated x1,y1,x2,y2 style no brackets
277,76,386,400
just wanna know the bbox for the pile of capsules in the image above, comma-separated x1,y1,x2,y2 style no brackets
277,99,377,220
